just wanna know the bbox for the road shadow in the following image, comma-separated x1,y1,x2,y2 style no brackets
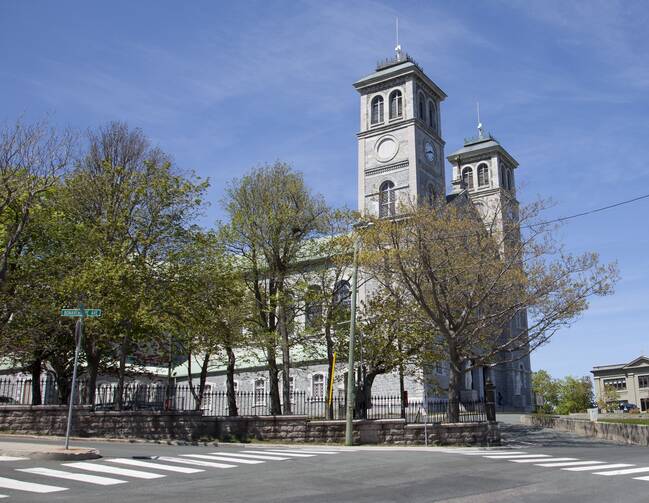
499,422,627,449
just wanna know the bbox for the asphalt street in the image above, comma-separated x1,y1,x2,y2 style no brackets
0,421,647,503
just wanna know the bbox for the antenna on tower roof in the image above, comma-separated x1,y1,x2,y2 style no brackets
395,17,402,61
477,101,484,138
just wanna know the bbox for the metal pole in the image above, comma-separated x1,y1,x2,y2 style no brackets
345,234,360,446
65,304,85,450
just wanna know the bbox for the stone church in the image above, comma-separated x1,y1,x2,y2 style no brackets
171,50,534,413
0,50,535,414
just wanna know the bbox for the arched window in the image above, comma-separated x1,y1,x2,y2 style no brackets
477,163,490,187
418,93,425,120
370,95,384,124
500,165,506,188
379,180,396,217
305,285,322,329
389,90,403,119
312,374,324,400
507,169,513,190
461,167,474,190
428,101,436,130
254,378,265,406
426,183,435,206
333,280,351,311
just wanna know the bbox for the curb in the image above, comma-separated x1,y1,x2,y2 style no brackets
0,448,101,460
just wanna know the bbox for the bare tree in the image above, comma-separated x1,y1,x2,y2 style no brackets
360,199,619,421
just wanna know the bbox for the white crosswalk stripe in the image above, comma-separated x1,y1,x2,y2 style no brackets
212,452,290,461
535,460,606,468
632,475,649,481
455,451,526,456
181,454,264,465
594,467,649,476
259,451,316,458
563,464,634,472
267,449,339,455
510,458,577,464
18,467,126,486
63,462,165,479
0,476,67,493
153,456,236,469
483,454,552,459
107,458,204,473
0,456,28,462
0,495,7,498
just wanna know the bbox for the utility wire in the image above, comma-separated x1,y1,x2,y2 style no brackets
525,192,649,228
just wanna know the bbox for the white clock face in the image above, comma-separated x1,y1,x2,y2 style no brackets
424,142,435,162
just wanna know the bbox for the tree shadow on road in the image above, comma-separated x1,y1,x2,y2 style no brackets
499,423,628,449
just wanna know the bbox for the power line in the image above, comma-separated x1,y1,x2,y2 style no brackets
527,192,649,228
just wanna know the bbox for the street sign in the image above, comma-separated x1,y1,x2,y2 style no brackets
60,308,102,317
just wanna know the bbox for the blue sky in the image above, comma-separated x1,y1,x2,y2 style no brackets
1,1,648,380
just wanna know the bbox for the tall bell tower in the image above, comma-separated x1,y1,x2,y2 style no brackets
354,52,446,217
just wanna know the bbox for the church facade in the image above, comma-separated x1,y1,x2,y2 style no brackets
171,52,534,413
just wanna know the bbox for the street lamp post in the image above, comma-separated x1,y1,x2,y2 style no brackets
345,229,361,446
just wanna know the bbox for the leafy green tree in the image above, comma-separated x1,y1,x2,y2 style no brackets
532,369,560,413
61,122,207,408
160,230,246,412
598,384,619,412
555,376,593,415
0,119,74,291
223,162,327,414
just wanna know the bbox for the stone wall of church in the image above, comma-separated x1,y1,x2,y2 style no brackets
0,406,500,446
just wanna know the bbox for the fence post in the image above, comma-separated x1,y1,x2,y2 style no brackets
484,378,496,422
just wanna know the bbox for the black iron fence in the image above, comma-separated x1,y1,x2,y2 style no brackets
0,378,486,423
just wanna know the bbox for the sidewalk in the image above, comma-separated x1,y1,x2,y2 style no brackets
0,441,100,460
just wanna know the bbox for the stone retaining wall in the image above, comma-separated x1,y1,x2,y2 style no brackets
521,414,649,446
0,406,500,446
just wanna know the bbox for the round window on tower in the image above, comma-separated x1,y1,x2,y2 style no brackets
375,135,398,162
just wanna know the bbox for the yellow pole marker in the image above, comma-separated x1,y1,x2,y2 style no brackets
328,352,336,406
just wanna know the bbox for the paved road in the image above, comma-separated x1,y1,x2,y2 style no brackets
0,423,647,503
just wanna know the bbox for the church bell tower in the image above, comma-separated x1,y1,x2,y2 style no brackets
354,51,447,217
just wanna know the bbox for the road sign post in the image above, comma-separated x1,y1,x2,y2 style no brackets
61,305,100,450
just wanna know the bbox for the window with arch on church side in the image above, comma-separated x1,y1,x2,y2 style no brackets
418,93,425,120
500,164,506,188
428,100,436,130
507,169,514,191
426,183,435,206
370,95,384,125
461,167,474,190
477,163,490,187
305,285,322,330
312,374,325,401
389,90,402,119
379,180,396,217
333,280,351,312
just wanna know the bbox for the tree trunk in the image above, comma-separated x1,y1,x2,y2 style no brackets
115,337,129,411
83,349,101,406
354,371,377,419
194,353,210,411
30,359,42,405
225,346,238,416
447,343,462,423
278,302,292,415
267,346,281,415
55,372,71,405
